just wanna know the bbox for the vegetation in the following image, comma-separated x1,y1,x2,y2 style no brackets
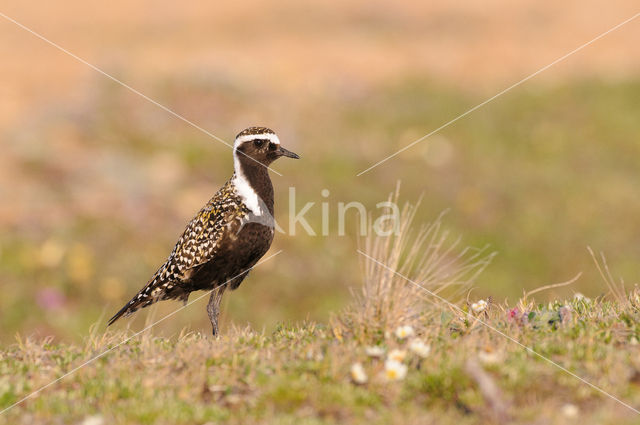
3,79,640,343
2,207,640,424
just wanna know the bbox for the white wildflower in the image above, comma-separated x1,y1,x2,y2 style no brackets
395,325,415,339
387,349,406,362
408,339,431,358
384,359,408,381
350,362,368,384
81,416,104,425
471,299,488,313
561,403,579,418
573,293,591,303
365,346,385,358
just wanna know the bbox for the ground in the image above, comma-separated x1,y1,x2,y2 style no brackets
2,294,640,424
1,1,639,341
3,217,640,424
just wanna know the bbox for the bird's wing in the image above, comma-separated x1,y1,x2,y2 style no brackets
166,186,249,276
108,180,249,325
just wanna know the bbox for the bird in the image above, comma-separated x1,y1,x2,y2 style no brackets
107,127,299,335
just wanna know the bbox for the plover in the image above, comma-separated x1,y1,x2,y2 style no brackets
108,127,299,335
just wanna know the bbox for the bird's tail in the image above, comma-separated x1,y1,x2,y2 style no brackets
107,261,173,327
107,271,190,326
107,293,152,326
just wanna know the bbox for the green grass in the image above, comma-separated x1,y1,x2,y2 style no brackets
3,294,640,424
2,77,640,344
2,208,640,424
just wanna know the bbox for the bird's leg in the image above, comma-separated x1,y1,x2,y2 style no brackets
207,284,226,336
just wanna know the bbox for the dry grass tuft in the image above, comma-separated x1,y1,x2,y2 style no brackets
588,246,631,306
335,192,495,340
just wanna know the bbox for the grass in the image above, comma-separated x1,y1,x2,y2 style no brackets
3,209,640,424
3,78,640,343
337,194,494,339
3,291,640,423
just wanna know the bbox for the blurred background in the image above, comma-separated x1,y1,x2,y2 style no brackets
1,1,639,343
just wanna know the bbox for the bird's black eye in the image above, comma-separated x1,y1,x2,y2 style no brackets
254,139,265,148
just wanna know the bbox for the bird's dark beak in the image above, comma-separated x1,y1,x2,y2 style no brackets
277,146,300,159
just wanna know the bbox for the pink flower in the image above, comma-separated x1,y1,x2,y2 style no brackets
36,287,66,311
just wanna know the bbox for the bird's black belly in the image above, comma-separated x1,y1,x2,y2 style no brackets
189,222,274,292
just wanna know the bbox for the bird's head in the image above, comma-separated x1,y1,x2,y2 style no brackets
233,127,299,168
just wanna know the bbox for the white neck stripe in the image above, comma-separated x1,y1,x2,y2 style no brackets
234,133,280,149
233,151,263,216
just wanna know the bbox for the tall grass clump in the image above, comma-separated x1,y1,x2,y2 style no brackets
335,194,495,341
